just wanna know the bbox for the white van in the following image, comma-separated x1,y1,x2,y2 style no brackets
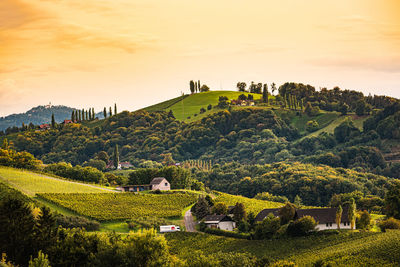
159,225,181,233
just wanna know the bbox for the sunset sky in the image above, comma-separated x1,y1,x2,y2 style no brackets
1,0,399,117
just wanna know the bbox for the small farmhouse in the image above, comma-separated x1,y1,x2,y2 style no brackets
203,215,236,231
39,124,51,131
255,207,353,230
117,177,170,192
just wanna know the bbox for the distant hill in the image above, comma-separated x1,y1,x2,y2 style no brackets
0,105,76,131
0,105,106,131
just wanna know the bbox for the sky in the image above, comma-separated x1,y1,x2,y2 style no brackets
1,0,400,117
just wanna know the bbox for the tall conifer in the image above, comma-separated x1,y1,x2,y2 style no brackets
109,107,112,117
51,114,55,128
103,107,107,118
113,144,119,169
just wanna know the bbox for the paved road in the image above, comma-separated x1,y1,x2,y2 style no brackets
184,208,196,232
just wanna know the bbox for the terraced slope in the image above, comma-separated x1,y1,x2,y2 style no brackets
0,167,112,196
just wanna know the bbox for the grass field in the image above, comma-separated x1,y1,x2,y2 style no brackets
143,95,188,113
38,192,198,221
0,167,111,196
214,192,283,215
165,91,263,121
166,230,400,266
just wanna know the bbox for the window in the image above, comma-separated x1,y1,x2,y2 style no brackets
165,183,168,186
326,223,329,227
330,223,332,227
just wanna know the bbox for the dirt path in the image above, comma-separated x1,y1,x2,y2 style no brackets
184,208,196,232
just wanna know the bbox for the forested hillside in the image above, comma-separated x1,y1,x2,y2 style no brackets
0,105,75,132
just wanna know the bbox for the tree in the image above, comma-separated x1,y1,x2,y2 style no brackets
286,216,317,236
29,251,51,267
198,80,201,91
278,203,296,225
168,110,175,119
378,217,400,232
211,202,228,215
200,85,210,92
263,84,268,104
233,202,246,222
92,108,95,119
2,138,9,150
336,205,342,229
254,213,281,239
71,111,75,122
96,151,109,164
355,99,367,116
385,181,400,219
271,83,277,95
113,144,119,169
339,103,349,115
85,110,88,121
357,210,371,230
190,80,195,94
306,120,319,132
0,198,36,265
51,114,55,128
348,198,356,230
237,82,247,92
294,195,302,207
103,107,107,118
109,107,112,117
114,103,117,115
89,108,92,120
194,196,210,219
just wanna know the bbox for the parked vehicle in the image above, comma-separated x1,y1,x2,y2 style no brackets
160,225,181,233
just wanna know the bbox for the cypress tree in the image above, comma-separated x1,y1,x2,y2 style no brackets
198,80,201,91
51,114,55,128
262,84,268,104
348,198,356,230
114,103,117,115
82,109,85,121
109,107,112,117
113,144,119,169
71,111,75,122
92,108,95,119
190,80,195,94
336,205,343,229
89,108,92,120
283,94,287,108
103,107,107,118
85,110,88,121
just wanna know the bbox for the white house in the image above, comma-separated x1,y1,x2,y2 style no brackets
203,215,236,231
116,177,170,192
255,207,353,231
296,207,353,230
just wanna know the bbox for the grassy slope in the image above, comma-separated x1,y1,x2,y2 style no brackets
143,95,188,113
0,167,111,196
165,91,262,121
166,231,400,266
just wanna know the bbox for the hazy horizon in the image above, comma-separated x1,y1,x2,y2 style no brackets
1,0,399,117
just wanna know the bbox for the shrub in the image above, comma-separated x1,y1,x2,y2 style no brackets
356,210,371,230
286,216,317,237
378,217,400,232
55,214,100,231
207,104,212,110
254,214,281,239
203,228,250,239
306,120,319,132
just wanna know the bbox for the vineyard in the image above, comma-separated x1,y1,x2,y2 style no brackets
0,167,109,196
37,192,198,221
214,192,283,214
166,230,400,266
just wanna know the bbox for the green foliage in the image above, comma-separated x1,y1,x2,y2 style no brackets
254,192,288,203
254,214,281,239
44,162,105,184
203,228,250,239
38,192,197,221
55,214,100,231
334,119,360,143
233,202,247,222
286,216,317,237
378,217,400,232
193,195,211,219
211,202,228,215
385,181,400,219
29,251,50,267
278,203,296,225
306,120,319,132
0,148,42,170
356,210,371,230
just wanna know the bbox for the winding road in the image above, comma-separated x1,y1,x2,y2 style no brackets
184,209,196,232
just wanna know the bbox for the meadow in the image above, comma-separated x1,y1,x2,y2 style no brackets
166,230,400,266
37,192,198,221
214,192,283,214
0,167,110,196
165,91,263,121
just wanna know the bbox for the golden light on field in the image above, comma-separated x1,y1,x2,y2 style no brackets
0,0,399,116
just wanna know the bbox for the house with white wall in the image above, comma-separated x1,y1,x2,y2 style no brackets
203,215,236,231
